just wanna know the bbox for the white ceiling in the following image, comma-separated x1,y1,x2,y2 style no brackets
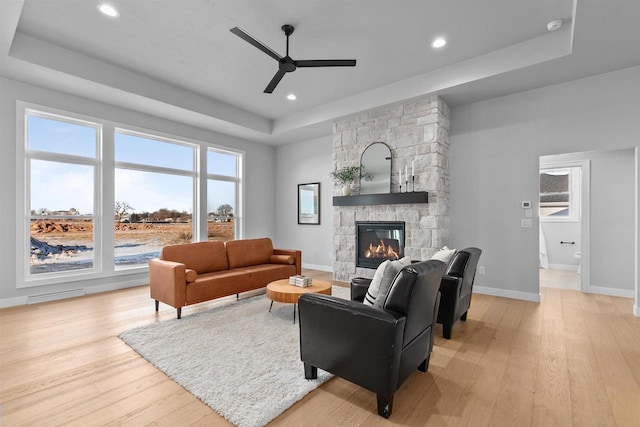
1,0,639,145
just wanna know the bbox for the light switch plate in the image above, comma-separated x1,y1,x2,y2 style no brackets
525,208,533,217
521,218,532,228
522,201,531,209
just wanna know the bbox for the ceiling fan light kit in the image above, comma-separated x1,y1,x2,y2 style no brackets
230,24,357,94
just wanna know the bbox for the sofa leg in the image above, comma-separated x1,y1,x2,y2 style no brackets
443,324,452,339
418,355,430,372
155,300,159,312
461,311,468,321
177,308,182,319
304,363,318,380
236,293,239,300
376,395,393,418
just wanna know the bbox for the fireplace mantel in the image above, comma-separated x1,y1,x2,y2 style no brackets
333,191,428,206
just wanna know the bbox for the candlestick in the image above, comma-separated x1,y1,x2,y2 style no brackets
399,169,402,186
405,180,408,193
404,165,408,183
411,160,415,177
412,175,415,192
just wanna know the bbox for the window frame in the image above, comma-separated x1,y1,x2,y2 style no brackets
539,164,581,223
113,128,199,270
16,101,244,288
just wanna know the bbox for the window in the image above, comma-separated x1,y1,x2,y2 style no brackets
18,104,243,287
114,130,196,268
26,112,100,276
539,166,580,221
207,149,240,241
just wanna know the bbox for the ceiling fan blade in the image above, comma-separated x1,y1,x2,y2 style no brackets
296,59,357,67
264,69,287,93
230,27,282,62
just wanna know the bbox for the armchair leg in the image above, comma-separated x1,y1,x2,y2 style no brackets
155,300,159,312
177,308,182,319
376,395,393,418
443,324,452,339
304,363,318,380
461,311,468,321
418,355,430,372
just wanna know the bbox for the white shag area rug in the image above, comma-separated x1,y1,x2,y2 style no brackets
119,285,349,427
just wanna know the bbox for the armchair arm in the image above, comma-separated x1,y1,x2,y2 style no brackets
149,258,187,309
350,277,372,302
436,275,462,325
299,293,405,397
274,248,302,275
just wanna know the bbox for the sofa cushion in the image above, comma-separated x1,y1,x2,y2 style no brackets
431,246,456,264
363,256,411,307
185,270,253,305
374,256,412,308
270,254,295,265
363,260,388,306
226,238,274,269
161,241,228,274
238,264,298,287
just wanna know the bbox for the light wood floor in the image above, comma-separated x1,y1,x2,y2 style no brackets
1,269,639,426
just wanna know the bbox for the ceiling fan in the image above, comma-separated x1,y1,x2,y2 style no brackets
230,24,357,94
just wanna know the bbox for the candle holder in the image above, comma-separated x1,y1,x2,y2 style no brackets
404,180,408,193
411,175,415,192
399,184,403,193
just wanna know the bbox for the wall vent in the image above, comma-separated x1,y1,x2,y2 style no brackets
27,289,85,304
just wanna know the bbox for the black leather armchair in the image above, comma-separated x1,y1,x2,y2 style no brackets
298,260,445,418
436,247,482,339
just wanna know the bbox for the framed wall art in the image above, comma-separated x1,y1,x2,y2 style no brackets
298,182,320,225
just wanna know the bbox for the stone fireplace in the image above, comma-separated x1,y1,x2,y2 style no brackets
332,95,450,282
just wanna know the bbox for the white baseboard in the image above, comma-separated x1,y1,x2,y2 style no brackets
473,285,541,302
303,263,332,272
0,296,28,308
587,286,635,299
634,305,640,317
0,277,149,309
84,277,148,295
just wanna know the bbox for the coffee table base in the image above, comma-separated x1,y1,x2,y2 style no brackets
266,279,332,324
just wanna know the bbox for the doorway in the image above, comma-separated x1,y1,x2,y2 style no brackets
539,158,589,291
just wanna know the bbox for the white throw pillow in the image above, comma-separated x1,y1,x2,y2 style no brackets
431,246,456,264
363,260,389,306
373,256,412,308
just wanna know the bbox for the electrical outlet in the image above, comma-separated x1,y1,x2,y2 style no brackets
478,266,485,275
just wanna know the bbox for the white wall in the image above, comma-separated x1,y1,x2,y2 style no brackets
275,135,333,271
0,77,277,305
449,65,640,311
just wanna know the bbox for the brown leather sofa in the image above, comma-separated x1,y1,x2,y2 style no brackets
149,237,301,318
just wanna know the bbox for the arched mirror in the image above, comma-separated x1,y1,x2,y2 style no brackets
360,142,391,194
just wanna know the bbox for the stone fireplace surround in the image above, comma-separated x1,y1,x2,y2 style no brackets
332,95,450,283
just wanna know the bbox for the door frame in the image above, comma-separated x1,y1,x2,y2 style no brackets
539,159,590,292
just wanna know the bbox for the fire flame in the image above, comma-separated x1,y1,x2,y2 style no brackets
364,239,399,260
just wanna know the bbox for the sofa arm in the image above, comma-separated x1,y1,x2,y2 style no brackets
149,258,188,309
274,248,302,275
299,293,405,396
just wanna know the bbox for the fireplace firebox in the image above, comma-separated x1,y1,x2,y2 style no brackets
356,221,405,269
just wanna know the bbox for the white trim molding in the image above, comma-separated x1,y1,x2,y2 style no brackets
473,285,541,303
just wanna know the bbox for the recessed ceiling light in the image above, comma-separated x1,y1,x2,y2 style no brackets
431,37,446,49
98,3,119,18
287,94,297,101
